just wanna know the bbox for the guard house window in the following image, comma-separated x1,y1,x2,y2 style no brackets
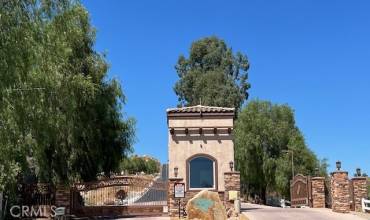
189,156,215,189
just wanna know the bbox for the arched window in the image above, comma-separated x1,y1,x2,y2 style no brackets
188,155,216,189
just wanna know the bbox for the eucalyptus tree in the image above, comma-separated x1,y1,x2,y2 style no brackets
0,0,135,195
174,36,250,112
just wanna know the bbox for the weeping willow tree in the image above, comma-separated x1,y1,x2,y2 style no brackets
0,0,135,198
235,100,327,202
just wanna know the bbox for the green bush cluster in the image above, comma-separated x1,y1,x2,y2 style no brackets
120,156,160,175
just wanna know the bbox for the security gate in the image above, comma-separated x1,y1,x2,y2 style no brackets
290,174,312,207
70,176,168,217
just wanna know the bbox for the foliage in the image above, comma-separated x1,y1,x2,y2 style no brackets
174,36,250,112
235,100,327,201
0,0,135,194
120,156,160,175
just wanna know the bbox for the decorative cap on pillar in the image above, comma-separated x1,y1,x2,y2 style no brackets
356,168,361,177
229,161,234,172
336,161,341,171
315,167,319,177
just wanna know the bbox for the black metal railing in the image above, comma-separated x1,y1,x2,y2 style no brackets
21,183,55,206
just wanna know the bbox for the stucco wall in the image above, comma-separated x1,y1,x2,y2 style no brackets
168,116,234,192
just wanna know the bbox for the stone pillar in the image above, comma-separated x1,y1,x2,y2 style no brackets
352,177,368,212
224,172,240,214
331,171,350,213
168,178,184,218
55,185,71,214
311,177,325,208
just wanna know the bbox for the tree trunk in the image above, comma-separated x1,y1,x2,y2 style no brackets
261,187,267,205
0,192,3,220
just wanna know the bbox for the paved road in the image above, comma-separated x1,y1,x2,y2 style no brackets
134,178,167,204
242,203,370,220
118,217,169,220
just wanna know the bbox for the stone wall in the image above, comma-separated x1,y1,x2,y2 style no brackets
311,177,325,208
72,205,165,217
224,171,240,217
168,178,185,218
331,171,350,213
55,185,71,214
224,172,240,209
352,177,368,212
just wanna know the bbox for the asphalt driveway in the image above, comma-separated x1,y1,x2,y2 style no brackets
242,203,370,220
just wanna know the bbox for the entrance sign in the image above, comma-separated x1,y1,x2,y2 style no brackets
174,183,185,198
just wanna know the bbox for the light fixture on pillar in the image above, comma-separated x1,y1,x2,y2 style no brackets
174,166,178,178
336,161,341,171
315,167,319,176
170,128,175,135
356,168,361,177
229,161,234,172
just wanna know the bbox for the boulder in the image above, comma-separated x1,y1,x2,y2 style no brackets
186,190,227,220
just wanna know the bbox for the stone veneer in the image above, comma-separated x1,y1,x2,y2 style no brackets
311,177,325,208
224,172,240,210
351,177,368,212
331,171,350,213
55,185,71,214
168,177,185,218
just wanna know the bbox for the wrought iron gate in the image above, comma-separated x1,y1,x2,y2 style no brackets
70,176,168,217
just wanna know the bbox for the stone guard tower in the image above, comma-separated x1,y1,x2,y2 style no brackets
167,105,240,217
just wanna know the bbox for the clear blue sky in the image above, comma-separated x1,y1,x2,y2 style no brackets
82,1,370,176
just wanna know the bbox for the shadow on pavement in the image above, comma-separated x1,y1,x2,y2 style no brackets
241,207,261,211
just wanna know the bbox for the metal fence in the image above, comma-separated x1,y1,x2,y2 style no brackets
21,183,55,206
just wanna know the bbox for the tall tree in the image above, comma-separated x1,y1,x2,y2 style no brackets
174,36,250,111
0,0,135,194
235,100,327,202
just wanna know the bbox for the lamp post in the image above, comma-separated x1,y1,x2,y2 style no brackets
282,150,294,178
315,167,320,177
174,167,178,178
356,168,361,177
229,161,234,172
336,161,341,171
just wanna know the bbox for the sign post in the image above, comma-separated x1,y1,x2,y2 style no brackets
174,183,185,199
174,183,185,218
0,192,2,220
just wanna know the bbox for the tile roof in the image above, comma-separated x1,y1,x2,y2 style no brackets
166,105,234,114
